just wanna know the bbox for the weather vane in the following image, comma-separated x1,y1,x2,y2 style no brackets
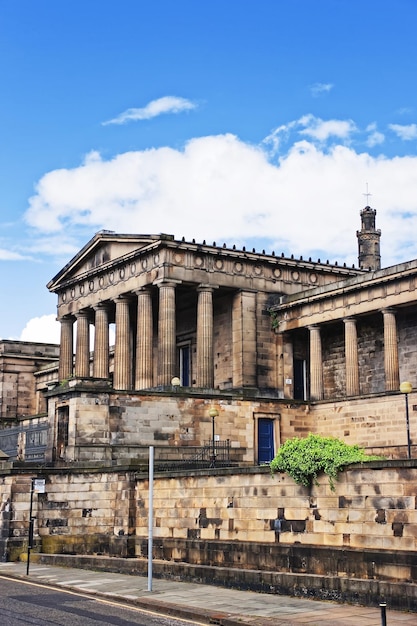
363,182,372,205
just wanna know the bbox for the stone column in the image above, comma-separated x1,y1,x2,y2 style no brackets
196,285,214,388
344,317,359,396
383,308,399,391
157,282,177,385
93,303,109,379
309,325,324,400
58,316,74,381
75,310,90,377
135,288,154,389
114,296,132,390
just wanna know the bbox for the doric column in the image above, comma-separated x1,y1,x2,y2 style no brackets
113,296,132,390
75,310,90,378
157,281,177,385
196,285,214,388
344,317,359,396
58,316,74,381
135,288,154,389
93,303,109,379
382,308,399,391
309,325,324,400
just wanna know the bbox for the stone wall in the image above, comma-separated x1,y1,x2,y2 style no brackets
311,391,417,455
1,461,417,587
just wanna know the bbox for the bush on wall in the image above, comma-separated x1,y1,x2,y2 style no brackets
270,433,382,490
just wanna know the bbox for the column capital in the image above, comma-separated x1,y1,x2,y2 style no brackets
75,308,90,319
154,279,182,288
197,284,217,293
381,307,396,315
343,316,356,324
93,301,110,311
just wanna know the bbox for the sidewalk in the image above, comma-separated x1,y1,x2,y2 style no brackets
0,560,415,626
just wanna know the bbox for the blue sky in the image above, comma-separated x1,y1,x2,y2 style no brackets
1,0,417,342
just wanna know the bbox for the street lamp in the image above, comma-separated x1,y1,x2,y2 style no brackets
208,407,219,466
400,381,413,459
171,376,181,391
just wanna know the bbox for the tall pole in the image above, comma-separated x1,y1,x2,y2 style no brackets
147,445,154,592
405,392,411,459
26,478,35,576
400,382,413,459
208,407,218,467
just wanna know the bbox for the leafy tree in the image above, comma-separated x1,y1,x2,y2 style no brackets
270,433,382,490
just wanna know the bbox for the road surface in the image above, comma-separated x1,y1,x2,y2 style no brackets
0,576,203,626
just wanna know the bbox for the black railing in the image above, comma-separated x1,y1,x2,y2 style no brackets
155,440,233,471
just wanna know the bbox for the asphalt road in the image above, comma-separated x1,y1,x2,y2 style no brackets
0,577,203,626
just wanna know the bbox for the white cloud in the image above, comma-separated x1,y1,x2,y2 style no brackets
0,248,28,261
20,314,60,344
24,121,417,269
310,82,333,97
298,114,356,142
388,123,417,141
102,96,197,125
365,124,385,148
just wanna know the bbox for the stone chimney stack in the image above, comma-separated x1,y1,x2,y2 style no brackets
356,205,381,270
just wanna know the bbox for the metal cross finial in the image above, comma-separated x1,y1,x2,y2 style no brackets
363,183,372,205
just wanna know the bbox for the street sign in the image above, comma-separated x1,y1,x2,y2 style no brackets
34,478,46,493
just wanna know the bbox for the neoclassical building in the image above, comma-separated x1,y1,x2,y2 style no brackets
1,204,416,464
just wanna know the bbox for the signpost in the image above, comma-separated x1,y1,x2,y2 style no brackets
26,477,45,576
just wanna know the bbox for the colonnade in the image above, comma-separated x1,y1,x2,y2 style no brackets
58,282,216,390
307,308,400,400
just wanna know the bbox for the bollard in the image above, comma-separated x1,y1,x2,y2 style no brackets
380,602,387,626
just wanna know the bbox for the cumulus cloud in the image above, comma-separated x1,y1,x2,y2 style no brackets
24,118,417,269
102,96,196,125
388,123,417,141
310,82,333,97
20,314,60,344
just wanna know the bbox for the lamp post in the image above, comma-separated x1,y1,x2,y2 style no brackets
400,381,413,459
171,376,181,391
208,407,219,466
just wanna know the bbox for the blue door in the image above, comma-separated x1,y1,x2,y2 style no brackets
258,419,274,464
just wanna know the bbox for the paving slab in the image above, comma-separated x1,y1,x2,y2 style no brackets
0,561,416,625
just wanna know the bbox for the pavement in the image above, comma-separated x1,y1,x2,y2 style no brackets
0,560,416,626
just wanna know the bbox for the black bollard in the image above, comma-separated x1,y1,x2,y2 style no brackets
380,602,387,626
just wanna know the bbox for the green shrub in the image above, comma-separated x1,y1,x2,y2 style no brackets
270,433,382,490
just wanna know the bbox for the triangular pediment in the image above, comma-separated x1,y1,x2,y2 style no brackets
47,231,174,291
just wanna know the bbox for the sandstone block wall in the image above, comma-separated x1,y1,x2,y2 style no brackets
1,462,417,584
134,464,417,558
311,391,417,455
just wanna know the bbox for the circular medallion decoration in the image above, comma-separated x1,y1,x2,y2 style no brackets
141,259,148,270
291,270,300,281
254,265,262,276
273,268,282,278
99,276,104,287
154,253,159,265
130,263,136,275
310,273,318,284
174,253,183,264
89,280,95,291
215,259,224,270
119,268,125,280
195,256,204,267
109,271,114,283
79,284,85,295
62,292,66,303
234,261,243,273
70,288,75,298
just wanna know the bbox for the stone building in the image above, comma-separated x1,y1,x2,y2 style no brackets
1,203,416,463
